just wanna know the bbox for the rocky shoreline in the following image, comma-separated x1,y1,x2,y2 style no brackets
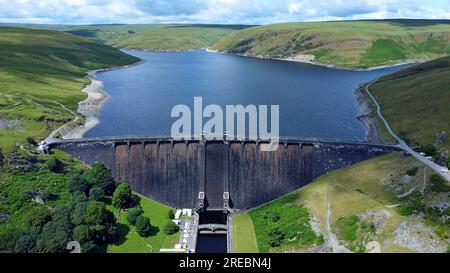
206,48,423,71
59,71,108,139
45,48,412,143
354,84,383,143
45,60,144,142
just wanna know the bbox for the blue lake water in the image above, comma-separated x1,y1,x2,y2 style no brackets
86,49,409,140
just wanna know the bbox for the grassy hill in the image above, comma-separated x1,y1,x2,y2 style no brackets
211,20,450,69
369,56,450,151
235,153,449,253
65,24,250,51
0,27,139,151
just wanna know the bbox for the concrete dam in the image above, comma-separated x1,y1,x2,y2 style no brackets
47,136,400,210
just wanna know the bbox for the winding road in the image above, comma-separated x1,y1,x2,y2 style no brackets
365,82,450,182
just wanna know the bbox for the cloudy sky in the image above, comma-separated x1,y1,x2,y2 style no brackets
0,0,449,25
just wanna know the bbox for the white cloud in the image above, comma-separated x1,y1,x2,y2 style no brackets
0,0,449,25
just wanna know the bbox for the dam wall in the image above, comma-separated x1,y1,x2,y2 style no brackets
48,137,400,210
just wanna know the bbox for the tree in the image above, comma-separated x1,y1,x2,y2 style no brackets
430,175,450,193
72,191,88,203
81,241,98,253
68,173,90,194
36,206,72,253
167,209,175,220
84,201,113,226
46,156,64,173
106,225,120,242
127,207,143,225
83,162,116,195
135,215,151,237
271,213,280,222
89,186,105,201
14,235,36,253
73,225,91,243
0,148,4,168
71,202,89,226
447,158,450,169
26,137,37,146
163,220,179,235
421,144,436,157
25,206,51,230
112,183,133,209
268,228,285,248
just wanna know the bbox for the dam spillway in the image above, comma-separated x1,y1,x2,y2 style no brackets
47,137,400,210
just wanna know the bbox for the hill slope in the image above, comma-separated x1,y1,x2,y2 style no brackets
211,20,450,69
369,56,450,152
235,153,449,253
0,27,139,151
65,24,250,51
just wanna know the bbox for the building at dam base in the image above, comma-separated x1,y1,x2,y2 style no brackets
48,137,400,211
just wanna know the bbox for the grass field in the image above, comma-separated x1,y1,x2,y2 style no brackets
232,213,259,253
107,195,179,253
65,24,250,51
369,56,450,151
0,26,139,152
211,20,450,68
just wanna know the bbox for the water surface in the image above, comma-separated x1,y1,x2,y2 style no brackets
196,234,227,253
86,50,409,140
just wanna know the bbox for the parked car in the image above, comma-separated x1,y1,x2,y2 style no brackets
441,168,449,174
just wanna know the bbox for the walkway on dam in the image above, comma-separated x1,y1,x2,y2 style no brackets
366,82,450,182
198,224,228,232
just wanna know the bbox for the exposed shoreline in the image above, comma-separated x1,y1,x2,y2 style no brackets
46,48,415,143
354,84,384,143
126,47,424,71
205,48,424,71
45,60,144,142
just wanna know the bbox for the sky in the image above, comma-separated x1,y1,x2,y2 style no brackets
0,0,449,25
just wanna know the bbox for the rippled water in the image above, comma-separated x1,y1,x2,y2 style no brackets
86,49,409,140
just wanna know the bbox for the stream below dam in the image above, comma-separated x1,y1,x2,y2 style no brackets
196,211,228,253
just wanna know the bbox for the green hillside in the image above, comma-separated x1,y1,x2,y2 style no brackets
211,20,450,68
236,153,449,253
369,56,450,152
65,24,250,51
0,27,139,151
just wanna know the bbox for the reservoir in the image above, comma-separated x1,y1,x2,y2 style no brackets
86,50,409,140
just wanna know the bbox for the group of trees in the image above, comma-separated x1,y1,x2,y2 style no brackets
12,158,182,252
125,203,152,237
163,210,179,235
14,200,118,253
14,162,121,253
110,182,154,238
122,191,152,237
68,162,116,202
